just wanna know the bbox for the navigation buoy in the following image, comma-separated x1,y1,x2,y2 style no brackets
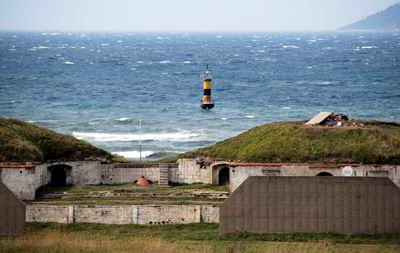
200,65,214,110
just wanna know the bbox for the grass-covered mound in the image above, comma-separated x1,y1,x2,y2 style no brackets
180,121,400,164
0,117,114,162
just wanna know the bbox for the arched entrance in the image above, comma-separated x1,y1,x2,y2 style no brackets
48,165,72,186
218,167,230,185
317,172,333,177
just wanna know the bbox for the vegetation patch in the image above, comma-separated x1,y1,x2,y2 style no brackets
173,121,400,164
0,117,122,162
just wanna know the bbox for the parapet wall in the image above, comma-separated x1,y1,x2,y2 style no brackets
220,177,400,235
26,204,219,224
229,164,400,192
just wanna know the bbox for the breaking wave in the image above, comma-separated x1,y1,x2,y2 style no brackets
115,117,133,123
72,131,202,142
112,150,155,159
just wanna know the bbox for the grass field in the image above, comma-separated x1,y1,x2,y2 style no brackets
1,223,400,253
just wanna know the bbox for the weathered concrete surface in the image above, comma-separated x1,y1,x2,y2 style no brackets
27,205,71,223
220,177,400,235
177,159,212,184
0,181,26,235
229,164,400,192
26,204,219,224
2,158,400,200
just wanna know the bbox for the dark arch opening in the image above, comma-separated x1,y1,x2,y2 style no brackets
317,172,333,177
48,165,72,186
218,167,230,185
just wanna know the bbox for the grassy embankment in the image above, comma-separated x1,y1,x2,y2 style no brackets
1,223,400,253
0,117,124,163
165,121,400,164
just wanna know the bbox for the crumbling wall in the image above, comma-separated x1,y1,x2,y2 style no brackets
177,159,212,184
74,205,132,224
26,204,219,224
26,205,71,223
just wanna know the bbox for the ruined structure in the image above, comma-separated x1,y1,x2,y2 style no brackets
0,181,26,235
219,177,400,235
1,158,400,200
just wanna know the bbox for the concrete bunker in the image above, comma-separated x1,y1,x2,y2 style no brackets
48,165,72,186
212,164,230,185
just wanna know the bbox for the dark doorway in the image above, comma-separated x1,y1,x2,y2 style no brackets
219,167,230,185
48,165,71,186
317,172,333,176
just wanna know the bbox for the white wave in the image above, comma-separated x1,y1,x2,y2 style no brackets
36,46,50,49
282,107,291,110
361,46,377,49
283,45,299,49
159,60,172,64
245,115,255,119
112,151,155,159
115,117,133,123
88,121,100,125
183,61,191,64
72,131,202,142
101,43,110,46
64,61,74,65
221,118,228,120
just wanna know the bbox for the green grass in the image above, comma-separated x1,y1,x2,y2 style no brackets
23,222,400,244
174,121,400,164
1,223,400,253
0,117,124,162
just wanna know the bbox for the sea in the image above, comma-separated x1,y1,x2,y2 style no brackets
0,31,399,160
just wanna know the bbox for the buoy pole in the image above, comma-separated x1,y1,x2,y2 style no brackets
139,119,142,162
201,65,214,110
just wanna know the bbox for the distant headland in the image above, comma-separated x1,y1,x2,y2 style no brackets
339,3,400,31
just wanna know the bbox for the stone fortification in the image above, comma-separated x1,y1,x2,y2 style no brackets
27,204,219,224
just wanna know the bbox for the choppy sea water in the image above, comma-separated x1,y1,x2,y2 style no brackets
0,32,399,160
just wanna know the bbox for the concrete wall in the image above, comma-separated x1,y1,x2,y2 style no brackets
220,177,400,235
176,159,212,184
26,205,219,224
101,164,160,185
0,181,26,235
229,164,400,192
0,162,178,200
